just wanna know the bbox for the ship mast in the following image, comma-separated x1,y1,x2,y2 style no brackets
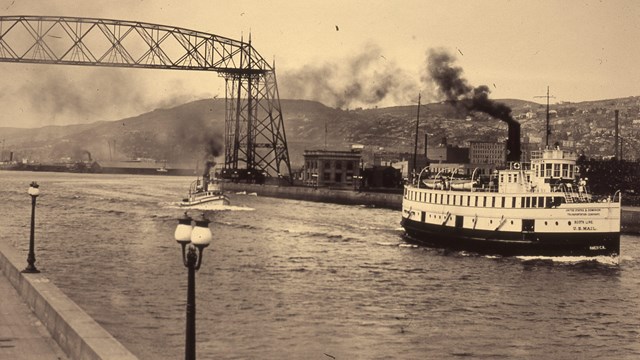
535,86,555,148
412,93,421,180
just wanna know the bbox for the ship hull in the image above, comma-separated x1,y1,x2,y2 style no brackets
180,194,230,207
401,216,620,257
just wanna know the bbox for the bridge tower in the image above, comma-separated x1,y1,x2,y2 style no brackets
0,16,292,183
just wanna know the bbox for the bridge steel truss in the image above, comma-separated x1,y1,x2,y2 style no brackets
0,15,292,181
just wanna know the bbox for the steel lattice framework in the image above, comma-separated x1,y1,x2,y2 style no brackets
0,15,291,181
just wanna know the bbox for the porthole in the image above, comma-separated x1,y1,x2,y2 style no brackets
490,220,493,224
510,220,514,225
568,221,572,226
545,221,548,225
555,221,559,226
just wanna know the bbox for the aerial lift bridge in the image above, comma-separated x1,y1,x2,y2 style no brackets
0,16,292,182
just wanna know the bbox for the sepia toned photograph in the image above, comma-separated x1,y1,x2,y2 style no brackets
0,1,639,359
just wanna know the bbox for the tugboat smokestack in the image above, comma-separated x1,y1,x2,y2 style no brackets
202,161,215,191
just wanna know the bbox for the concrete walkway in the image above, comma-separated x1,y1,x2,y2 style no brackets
0,240,138,360
0,271,67,360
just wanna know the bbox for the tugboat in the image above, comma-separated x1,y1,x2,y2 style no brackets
180,161,230,207
401,110,621,257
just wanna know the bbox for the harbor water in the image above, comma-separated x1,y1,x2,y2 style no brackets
1,171,640,359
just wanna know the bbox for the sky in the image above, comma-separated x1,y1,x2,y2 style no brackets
0,0,638,128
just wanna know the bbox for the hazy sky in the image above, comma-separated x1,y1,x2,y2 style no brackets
0,0,638,128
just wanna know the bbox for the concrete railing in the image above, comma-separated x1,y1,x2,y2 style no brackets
0,241,138,360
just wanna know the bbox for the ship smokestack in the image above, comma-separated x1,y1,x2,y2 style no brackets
426,49,521,162
202,160,215,191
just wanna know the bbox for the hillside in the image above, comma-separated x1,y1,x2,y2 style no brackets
1,96,639,168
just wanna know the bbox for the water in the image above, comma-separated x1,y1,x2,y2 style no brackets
1,171,640,359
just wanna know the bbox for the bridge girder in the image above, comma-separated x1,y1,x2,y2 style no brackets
0,15,291,181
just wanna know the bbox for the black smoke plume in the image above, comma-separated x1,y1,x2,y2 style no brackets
424,49,521,162
205,136,223,158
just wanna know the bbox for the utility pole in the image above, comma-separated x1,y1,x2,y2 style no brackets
614,110,619,160
534,86,555,148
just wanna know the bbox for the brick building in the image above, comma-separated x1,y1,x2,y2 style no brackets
302,150,363,188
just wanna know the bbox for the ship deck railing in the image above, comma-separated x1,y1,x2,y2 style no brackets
410,182,620,204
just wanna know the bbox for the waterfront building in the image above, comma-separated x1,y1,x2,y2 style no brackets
302,150,362,188
469,140,506,166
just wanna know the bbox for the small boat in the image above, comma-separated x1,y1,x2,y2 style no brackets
180,161,230,207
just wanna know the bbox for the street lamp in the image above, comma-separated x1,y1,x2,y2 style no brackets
23,181,40,273
174,212,212,360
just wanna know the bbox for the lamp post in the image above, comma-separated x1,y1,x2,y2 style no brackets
174,212,212,360
23,181,40,273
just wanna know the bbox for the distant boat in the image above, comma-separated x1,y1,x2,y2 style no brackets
180,178,230,207
180,161,230,207
156,160,168,173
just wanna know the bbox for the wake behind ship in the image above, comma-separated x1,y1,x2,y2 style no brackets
401,147,621,257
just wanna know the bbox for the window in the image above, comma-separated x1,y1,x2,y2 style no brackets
324,161,331,169
562,164,569,178
546,163,552,177
347,162,353,170
554,164,561,178
336,162,342,170
501,197,506,208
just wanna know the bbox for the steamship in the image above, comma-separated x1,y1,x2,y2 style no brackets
180,161,230,207
401,126,621,258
